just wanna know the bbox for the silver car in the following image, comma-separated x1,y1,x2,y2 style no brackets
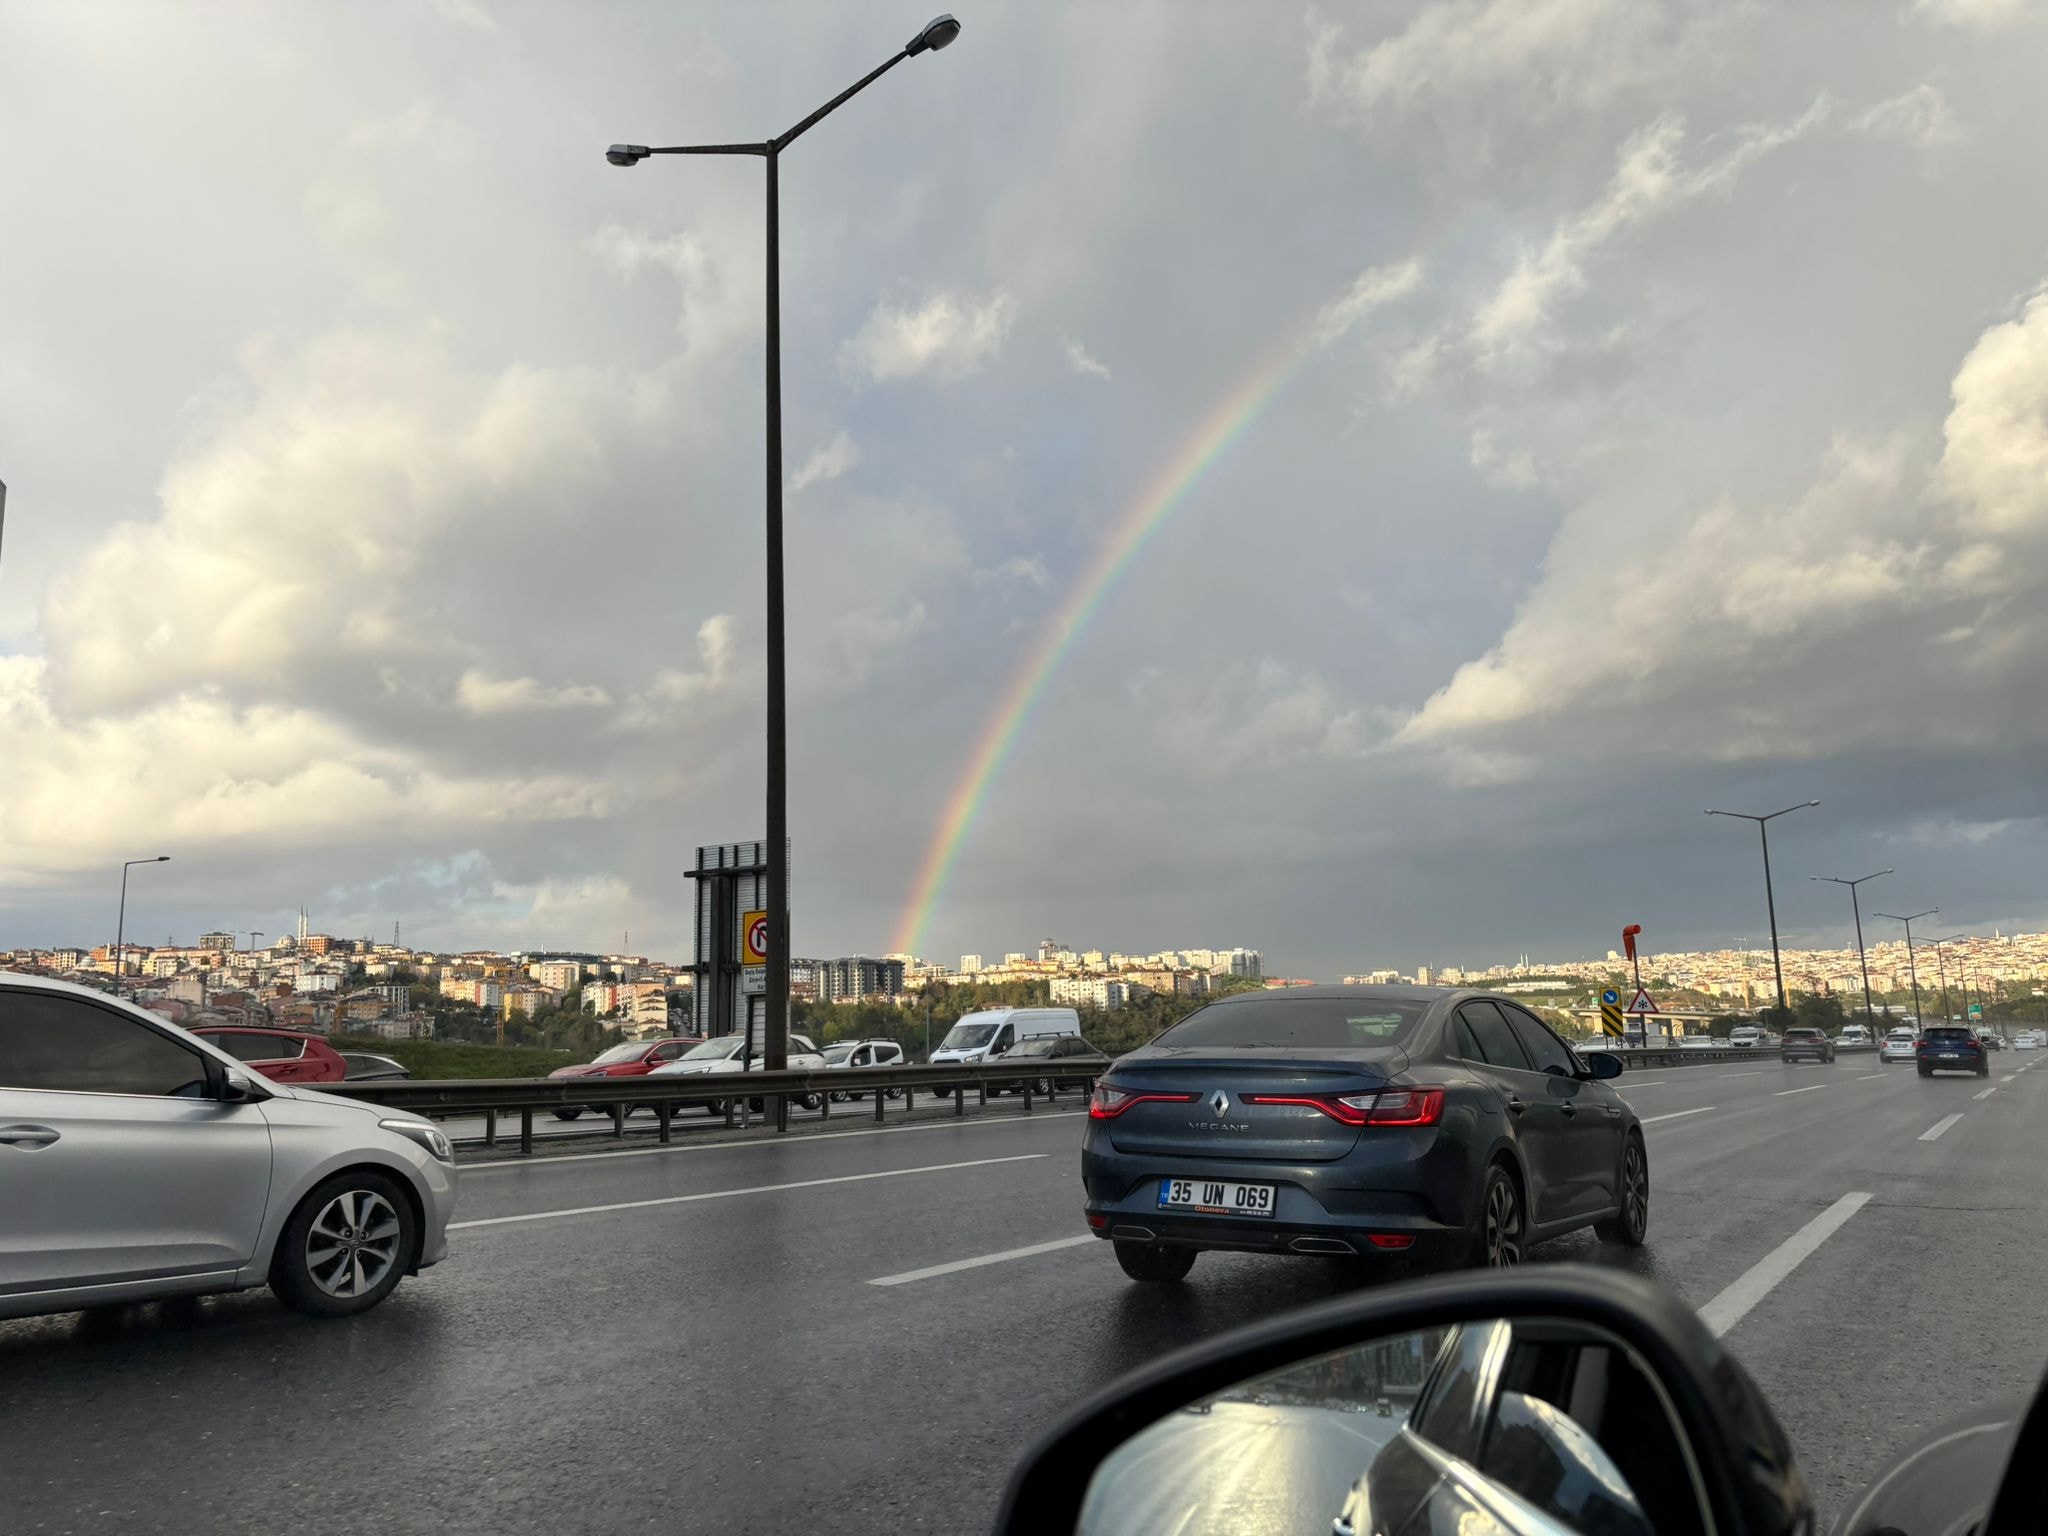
0,973,456,1322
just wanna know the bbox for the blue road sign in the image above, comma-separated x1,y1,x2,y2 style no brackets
1601,989,1619,1006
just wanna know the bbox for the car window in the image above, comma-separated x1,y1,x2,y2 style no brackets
1411,1319,1509,1462
1925,1028,1973,1044
1152,995,1428,1049
1501,1005,1576,1076
653,1041,685,1062
1458,1001,1533,1072
850,1046,870,1066
212,1031,303,1063
0,992,212,1097
992,1024,1014,1052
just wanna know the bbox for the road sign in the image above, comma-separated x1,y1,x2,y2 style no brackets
1601,989,1619,1006
741,967,766,996
1599,1003,1626,1037
1969,1002,1983,1021
742,909,769,965
1625,988,1658,1015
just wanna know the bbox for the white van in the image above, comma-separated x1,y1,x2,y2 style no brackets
928,1006,1083,1096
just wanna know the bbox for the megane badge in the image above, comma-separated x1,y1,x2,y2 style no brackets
1210,1090,1231,1117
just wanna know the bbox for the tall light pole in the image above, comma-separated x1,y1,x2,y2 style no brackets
1874,908,1937,1026
607,14,961,1073
113,856,170,995
1810,869,1890,1029
1707,801,1819,1020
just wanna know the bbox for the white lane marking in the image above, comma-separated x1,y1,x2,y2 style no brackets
450,1153,1047,1229
1774,1084,1829,1097
1855,1073,1886,1081
1615,1081,1669,1088
1716,1071,1764,1078
461,1106,1084,1171
1919,1114,1963,1142
868,1234,1097,1287
1697,1192,1872,1337
1974,1087,1997,1101
2001,1075,2016,1084
1641,1107,1714,1125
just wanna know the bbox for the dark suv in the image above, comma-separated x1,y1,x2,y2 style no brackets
1917,1026,1989,1078
1780,1027,1834,1064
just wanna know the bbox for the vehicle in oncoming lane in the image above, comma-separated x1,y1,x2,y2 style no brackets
928,1006,1084,1097
1,972,455,1321
1880,1027,1919,1064
987,1033,1113,1097
1728,1025,1764,1049
190,1024,348,1084
1080,985,1646,1283
1917,1026,1989,1078
1779,1027,1835,1064
647,1031,828,1112
820,1037,906,1101
545,1037,701,1120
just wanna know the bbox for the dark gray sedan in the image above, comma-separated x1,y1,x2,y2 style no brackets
1080,986,1646,1282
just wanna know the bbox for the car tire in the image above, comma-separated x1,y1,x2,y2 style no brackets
1113,1241,1196,1283
934,1085,953,1100
1979,1064,1990,1078
270,1170,418,1318
1034,1076,1056,1098
1594,1135,1649,1246
1917,1065,1931,1078
1474,1162,1525,1269
553,1108,584,1121
885,1088,904,1101
704,1098,727,1117
795,1092,821,1112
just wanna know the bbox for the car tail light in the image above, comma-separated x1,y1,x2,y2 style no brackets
1085,1211,1109,1232
1241,1089,1445,1127
1088,1083,1197,1119
1367,1233,1416,1251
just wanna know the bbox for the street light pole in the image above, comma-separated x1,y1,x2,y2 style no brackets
113,856,170,996
607,14,961,1074
1874,908,1937,1027
1707,801,1819,1020
1810,869,1891,1029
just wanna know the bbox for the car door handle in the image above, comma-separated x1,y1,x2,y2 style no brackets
1558,1104,1579,1119
1504,1096,1526,1115
0,1124,60,1148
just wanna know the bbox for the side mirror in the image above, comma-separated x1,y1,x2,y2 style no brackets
995,1266,1811,1536
1581,1051,1625,1080
218,1069,270,1103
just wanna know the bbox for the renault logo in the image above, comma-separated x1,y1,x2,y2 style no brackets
1210,1090,1231,1117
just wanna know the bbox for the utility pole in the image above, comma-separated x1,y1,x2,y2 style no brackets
1875,909,1937,1027
1707,801,1820,1023
1811,870,1890,1030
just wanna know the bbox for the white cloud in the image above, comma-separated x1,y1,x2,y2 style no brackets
430,0,499,34
1313,258,1423,350
840,290,1016,383
616,615,739,730
973,555,1050,589
1913,0,2031,30
1850,85,1966,147
789,430,859,493
455,670,611,715
1063,337,1112,380
831,602,932,686
587,224,761,358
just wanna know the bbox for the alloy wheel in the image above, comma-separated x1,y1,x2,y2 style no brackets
305,1188,402,1299
1485,1175,1523,1267
1622,1142,1648,1237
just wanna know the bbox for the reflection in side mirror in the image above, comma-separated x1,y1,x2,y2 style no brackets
1582,1051,1624,1080
219,1069,269,1103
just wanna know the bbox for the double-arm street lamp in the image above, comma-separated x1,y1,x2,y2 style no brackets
1809,869,1890,1029
1873,907,1937,1026
1931,936,1975,1026
1706,801,1819,1019
113,855,170,995
607,15,961,1072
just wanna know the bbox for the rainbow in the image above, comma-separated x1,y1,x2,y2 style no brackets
890,338,1306,958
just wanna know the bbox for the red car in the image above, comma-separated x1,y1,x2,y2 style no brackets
548,1037,701,1120
190,1025,349,1084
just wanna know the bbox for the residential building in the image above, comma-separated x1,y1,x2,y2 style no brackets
817,956,906,1003
959,955,983,975
197,931,236,953
364,1013,435,1041
531,960,583,992
502,984,551,1020
1051,976,1132,1010
789,957,821,1001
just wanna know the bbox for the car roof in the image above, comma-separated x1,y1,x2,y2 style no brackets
1204,983,1456,1005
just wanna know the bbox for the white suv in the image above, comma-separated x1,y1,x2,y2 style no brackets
648,1031,827,1112
0,973,455,1321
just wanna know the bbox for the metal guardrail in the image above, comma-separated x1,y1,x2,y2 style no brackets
1603,1041,1878,1069
329,1061,1107,1155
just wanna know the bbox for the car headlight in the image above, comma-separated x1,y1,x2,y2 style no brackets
380,1118,454,1163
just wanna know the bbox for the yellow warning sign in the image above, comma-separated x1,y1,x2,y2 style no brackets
1599,1002,1626,1038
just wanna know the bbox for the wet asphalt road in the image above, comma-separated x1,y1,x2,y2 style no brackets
5,1052,2047,1533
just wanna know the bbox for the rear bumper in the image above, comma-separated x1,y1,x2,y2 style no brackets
1919,1055,1985,1071
1780,1048,1831,1061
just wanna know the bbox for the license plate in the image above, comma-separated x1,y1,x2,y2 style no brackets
1940,1052,1959,1059
1158,1177,1276,1218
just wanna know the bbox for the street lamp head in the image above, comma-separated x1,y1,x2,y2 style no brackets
154,855,170,862
906,13,961,55
606,144,650,167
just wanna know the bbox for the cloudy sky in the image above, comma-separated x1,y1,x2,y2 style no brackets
5,0,2048,977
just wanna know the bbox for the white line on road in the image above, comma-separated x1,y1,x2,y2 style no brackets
1855,1073,1887,1081
1919,1114,1963,1142
868,1234,1097,1287
1716,1071,1765,1078
2001,1075,2016,1084
1975,1087,1997,1101
1641,1107,1715,1125
1697,1193,1872,1337
1774,1084,1828,1097
449,1153,1048,1229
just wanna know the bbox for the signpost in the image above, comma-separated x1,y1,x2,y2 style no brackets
742,908,768,998
1599,1001,1626,1038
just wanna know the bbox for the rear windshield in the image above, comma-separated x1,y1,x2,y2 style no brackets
1152,997,1426,1050
1784,1029,1822,1040
1924,1028,1975,1043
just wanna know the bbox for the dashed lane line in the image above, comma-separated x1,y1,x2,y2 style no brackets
449,1153,1048,1229
1774,1084,1829,1097
868,1234,1098,1286
1641,1107,1715,1125
1975,1087,1997,1101
1697,1193,1873,1337
1919,1114,1963,1142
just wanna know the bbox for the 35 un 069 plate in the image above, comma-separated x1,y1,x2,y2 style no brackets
1158,1178,1277,1218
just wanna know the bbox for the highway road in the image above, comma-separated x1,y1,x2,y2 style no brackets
5,1054,2046,1533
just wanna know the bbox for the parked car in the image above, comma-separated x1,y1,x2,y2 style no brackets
1,972,455,1321
1779,1027,1835,1064
189,1025,348,1085
1917,1026,1989,1077
1081,986,1645,1283
1880,1027,1919,1064
930,1006,1085,1097
546,1037,701,1120
339,1051,411,1082
647,1031,827,1113
820,1037,906,1101
987,1033,1113,1097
